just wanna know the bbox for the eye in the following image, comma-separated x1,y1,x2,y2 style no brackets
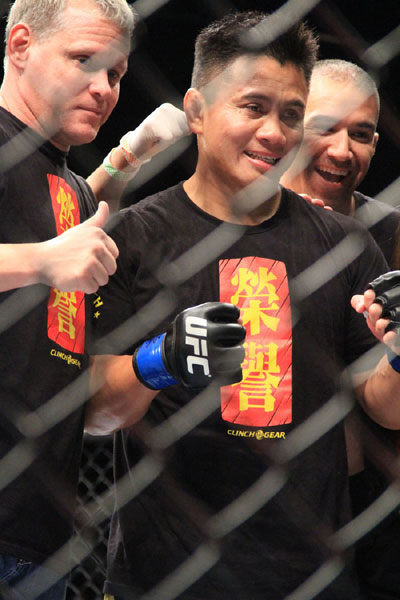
75,55,100,73
306,117,337,134
108,69,120,86
283,109,300,120
246,104,262,114
282,108,303,126
350,130,373,143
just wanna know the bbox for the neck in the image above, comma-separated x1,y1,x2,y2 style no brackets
184,172,281,226
348,193,356,216
281,171,356,217
0,91,11,113
0,82,58,147
325,192,355,216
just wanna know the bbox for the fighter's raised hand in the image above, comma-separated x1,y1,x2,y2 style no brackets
119,103,191,166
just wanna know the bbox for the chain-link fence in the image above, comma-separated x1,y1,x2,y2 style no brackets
1,0,400,598
67,434,113,599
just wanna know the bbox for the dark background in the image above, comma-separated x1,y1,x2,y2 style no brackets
1,0,400,206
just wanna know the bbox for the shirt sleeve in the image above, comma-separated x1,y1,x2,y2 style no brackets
91,212,139,356
344,228,389,368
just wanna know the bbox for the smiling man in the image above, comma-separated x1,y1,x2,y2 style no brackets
183,55,307,224
283,60,378,211
282,59,400,265
0,1,133,598
0,2,214,599
281,59,400,600
90,13,400,600
2,0,131,150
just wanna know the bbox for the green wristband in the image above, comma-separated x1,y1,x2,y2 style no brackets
102,150,139,181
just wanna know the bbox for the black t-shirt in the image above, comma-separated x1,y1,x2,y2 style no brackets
350,192,400,508
0,108,97,566
353,190,400,268
96,183,387,599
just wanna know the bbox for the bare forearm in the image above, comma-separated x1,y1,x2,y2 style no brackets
86,354,157,435
87,104,191,212
86,147,136,213
0,202,118,294
351,283,400,429
87,302,245,435
358,355,400,429
86,166,126,213
0,243,43,291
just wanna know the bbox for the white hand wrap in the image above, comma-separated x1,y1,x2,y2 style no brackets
119,103,190,166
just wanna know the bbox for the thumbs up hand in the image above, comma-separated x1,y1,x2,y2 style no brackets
36,201,119,293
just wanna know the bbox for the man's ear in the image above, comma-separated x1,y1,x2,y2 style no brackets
7,24,32,69
184,88,205,134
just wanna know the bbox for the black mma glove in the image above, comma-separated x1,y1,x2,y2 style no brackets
132,302,246,390
367,270,400,372
367,270,400,332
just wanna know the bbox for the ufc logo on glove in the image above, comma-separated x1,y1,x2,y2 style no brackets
132,302,246,390
185,316,210,376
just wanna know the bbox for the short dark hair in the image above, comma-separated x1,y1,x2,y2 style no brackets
191,11,318,89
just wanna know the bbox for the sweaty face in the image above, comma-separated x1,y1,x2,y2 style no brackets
288,77,378,207
196,56,308,196
19,1,129,150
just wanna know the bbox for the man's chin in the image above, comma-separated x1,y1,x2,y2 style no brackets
73,133,98,146
53,127,99,149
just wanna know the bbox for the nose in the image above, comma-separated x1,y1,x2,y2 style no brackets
88,69,112,100
256,114,286,150
327,129,353,163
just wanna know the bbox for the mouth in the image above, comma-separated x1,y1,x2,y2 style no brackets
245,151,280,166
315,166,350,184
79,106,102,117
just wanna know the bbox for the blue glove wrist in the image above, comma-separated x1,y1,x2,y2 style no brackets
385,348,400,373
133,333,178,390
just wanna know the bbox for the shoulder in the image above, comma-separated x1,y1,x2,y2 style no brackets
0,108,37,148
115,182,185,226
105,182,185,243
125,182,185,214
282,187,369,237
67,170,97,217
354,190,400,226
281,187,386,274
0,108,18,142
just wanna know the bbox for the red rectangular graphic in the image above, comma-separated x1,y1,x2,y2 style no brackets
47,175,85,354
220,257,292,426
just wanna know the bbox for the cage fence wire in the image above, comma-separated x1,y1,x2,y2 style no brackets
0,0,399,598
